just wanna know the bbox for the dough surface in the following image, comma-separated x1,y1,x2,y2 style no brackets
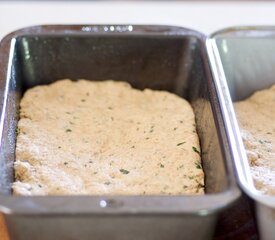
13,79,204,195
235,84,275,195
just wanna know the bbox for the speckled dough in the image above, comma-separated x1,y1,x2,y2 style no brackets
235,84,275,195
13,79,204,195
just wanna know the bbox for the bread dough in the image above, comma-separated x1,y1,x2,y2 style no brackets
13,79,204,195
235,84,275,195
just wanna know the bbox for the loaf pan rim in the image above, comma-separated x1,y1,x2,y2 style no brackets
0,24,241,215
208,25,275,209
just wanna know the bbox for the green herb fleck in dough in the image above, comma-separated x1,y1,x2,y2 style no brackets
104,181,111,185
197,183,204,188
64,162,68,165
120,169,130,174
192,146,200,154
160,164,164,168
177,165,184,170
195,161,202,169
177,142,186,146
66,129,72,132
81,99,86,102
16,127,20,135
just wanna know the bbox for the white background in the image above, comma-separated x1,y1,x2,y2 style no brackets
0,1,275,39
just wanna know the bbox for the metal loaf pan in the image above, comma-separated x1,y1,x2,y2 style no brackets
0,25,240,240
207,26,275,240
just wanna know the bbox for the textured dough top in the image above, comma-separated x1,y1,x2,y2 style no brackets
13,79,204,195
235,84,275,195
